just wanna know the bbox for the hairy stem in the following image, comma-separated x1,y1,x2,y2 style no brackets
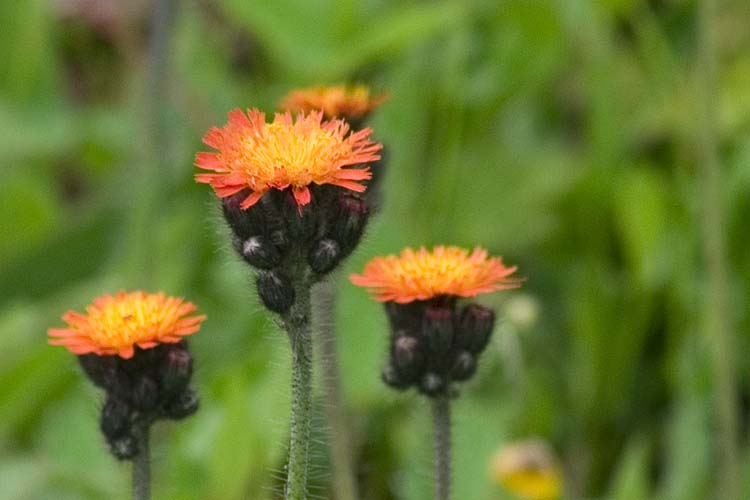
132,423,151,500
697,0,739,498
312,281,359,500
283,282,314,500
432,396,452,500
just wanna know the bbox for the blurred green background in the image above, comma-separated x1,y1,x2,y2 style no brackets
2,0,750,498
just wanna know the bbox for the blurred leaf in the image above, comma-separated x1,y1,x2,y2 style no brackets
223,0,466,80
613,168,670,287
608,435,651,500
0,348,74,445
0,176,58,264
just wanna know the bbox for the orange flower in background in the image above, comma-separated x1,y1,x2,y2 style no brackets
195,109,382,208
48,291,206,359
351,246,521,303
279,85,389,120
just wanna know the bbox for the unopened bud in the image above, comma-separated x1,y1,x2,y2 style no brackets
132,376,159,411
100,397,131,440
257,270,295,313
270,229,289,251
160,344,193,396
392,335,424,380
222,190,264,239
241,235,281,269
331,193,369,253
458,304,495,354
308,238,341,274
78,354,122,392
451,351,477,381
384,301,423,333
382,363,411,390
164,388,200,419
420,372,445,397
422,306,454,353
107,433,138,460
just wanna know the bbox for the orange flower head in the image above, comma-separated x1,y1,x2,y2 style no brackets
48,291,206,359
195,109,382,209
351,246,521,303
279,85,389,120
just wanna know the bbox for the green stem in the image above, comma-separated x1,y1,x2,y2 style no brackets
697,0,739,499
125,0,175,287
132,423,151,500
283,282,314,500
312,281,359,500
432,396,452,500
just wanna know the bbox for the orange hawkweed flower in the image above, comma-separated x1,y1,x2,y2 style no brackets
195,109,382,209
279,85,389,120
48,291,206,359
351,246,521,303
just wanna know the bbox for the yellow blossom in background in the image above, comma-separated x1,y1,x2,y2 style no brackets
490,439,563,500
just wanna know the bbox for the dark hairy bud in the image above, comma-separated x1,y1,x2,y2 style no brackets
163,389,200,420
331,193,369,253
241,235,281,269
419,372,445,397
100,397,131,439
422,305,454,354
382,363,411,390
257,270,295,313
159,344,193,397
451,351,477,381
131,376,159,411
78,354,124,393
392,335,424,380
222,191,264,240
308,238,341,274
107,433,139,460
457,304,495,354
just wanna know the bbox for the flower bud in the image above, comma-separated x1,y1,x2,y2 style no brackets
457,304,495,354
420,372,445,397
451,351,477,381
159,344,193,397
107,433,139,460
270,228,290,252
100,396,131,440
222,191,264,239
382,363,411,390
392,334,425,381
241,235,281,269
163,388,200,419
257,270,295,313
78,354,125,393
282,189,317,242
308,238,341,274
331,193,369,254
422,305,454,354
132,376,159,411
384,301,424,334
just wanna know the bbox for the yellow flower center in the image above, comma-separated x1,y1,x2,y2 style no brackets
84,293,188,350
236,120,350,187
